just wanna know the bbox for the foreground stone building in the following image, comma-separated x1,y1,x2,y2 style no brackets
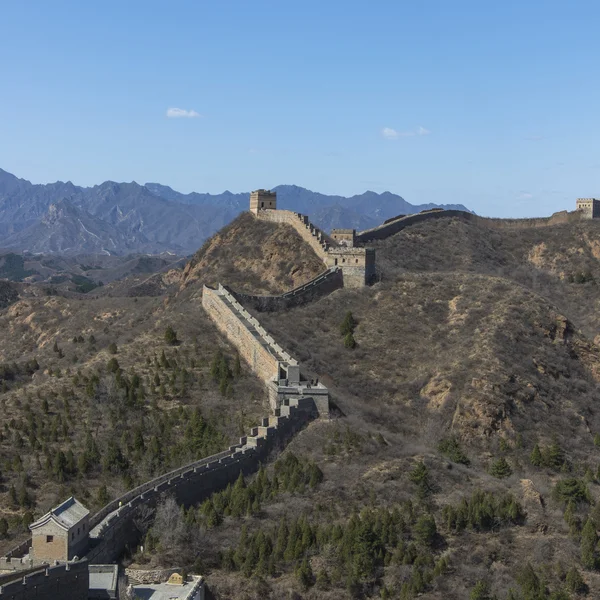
29,497,90,562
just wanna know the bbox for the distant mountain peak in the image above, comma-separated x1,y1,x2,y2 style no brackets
0,168,471,256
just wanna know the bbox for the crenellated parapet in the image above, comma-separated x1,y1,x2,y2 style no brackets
0,561,89,600
250,190,374,287
225,267,343,312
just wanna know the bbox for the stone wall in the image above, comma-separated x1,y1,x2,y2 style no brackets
83,397,314,565
202,284,299,382
227,267,343,312
202,285,282,382
2,393,316,570
356,208,585,243
0,561,89,600
0,542,32,571
124,566,180,585
256,210,330,262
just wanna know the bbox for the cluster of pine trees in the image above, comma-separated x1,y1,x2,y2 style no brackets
194,454,323,527
0,358,39,392
0,339,239,527
220,502,450,598
442,490,525,532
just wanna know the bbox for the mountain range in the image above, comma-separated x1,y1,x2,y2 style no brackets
0,168,470,255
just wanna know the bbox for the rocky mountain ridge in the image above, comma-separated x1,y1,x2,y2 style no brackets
0,168,470,256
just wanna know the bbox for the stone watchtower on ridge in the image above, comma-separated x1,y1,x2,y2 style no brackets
250,189,277,215
576,198,600,219
29,497,90,563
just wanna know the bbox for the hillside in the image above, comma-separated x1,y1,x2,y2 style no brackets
373,216,600,338
0,250,183,296
4,212,600,598
180,212,325,297
0,285,268,557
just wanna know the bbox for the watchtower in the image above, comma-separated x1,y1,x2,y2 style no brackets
250,189,277,215
331,229,356,247
29,497,90,562
576,198,600,219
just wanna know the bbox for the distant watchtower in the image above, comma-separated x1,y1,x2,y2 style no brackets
576,198,600,219
250,189,277,215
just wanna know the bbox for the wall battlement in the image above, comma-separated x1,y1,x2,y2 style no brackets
355,208,586,244
201,283,329,416
0,561,89,600
256,208,331,261
226,267,343,312
202,284,298,382
251,192,372,287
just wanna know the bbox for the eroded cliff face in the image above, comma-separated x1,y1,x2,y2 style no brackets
180,212,325,297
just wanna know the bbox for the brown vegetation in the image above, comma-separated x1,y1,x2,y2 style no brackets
180,212,325,298
5,214,600,598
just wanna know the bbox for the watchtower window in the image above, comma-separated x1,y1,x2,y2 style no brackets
342,258,346,263
261,202,264,208
355,259,359,263
334,258,338,265
46,535,53,543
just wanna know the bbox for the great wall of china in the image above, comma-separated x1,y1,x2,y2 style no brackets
2,193,598,598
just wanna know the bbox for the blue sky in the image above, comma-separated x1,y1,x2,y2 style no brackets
1,0,599,217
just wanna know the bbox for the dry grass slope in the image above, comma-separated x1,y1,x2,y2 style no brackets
180,212,325,298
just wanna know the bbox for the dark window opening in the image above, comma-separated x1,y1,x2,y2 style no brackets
334,258,338,265
261,202,264,208
46,535,53,543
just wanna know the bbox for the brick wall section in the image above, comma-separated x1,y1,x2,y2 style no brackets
227,267,343,312
356,208,585,243
0,561,89,600
202,285,281,382
83,397,315,565
202,284,298,382
2,396,316,570
256,210,330,263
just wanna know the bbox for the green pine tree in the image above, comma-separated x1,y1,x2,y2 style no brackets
344,332,357,349
489,457,512,479
340,311,357,336
164,326,178,345
530,444,543,467
581,517,598,570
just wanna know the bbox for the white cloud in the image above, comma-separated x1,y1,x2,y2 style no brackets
166,107,201,118
517,192,533,200
382,125,431,139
